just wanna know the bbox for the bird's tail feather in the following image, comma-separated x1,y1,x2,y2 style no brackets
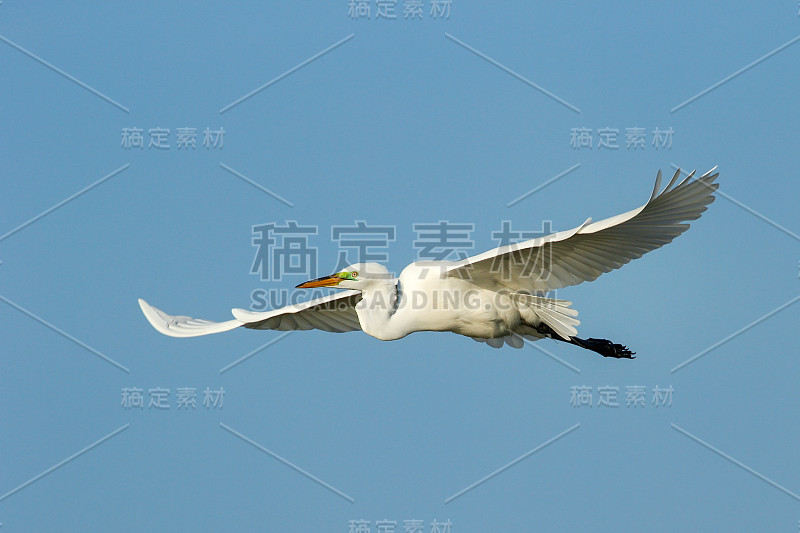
514,294,580,340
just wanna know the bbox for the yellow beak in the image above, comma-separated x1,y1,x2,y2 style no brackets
296,274,343,289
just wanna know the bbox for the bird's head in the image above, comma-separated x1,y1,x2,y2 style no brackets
295,262,393,291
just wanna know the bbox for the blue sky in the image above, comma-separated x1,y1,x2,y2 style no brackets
2,2,799,531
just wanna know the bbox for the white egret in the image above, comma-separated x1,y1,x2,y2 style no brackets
139,167,718,358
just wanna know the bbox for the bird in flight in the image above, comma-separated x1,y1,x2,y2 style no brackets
139,167,718,359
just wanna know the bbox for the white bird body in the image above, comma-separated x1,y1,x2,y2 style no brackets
353,262,522,341
139,167,719,358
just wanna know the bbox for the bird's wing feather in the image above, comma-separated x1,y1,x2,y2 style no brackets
138,290,363,338
231,290,363,333
446,168,718,293
138,298,244,338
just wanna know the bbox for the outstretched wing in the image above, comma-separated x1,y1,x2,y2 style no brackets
446,168,719,293
138,290,363,338
232,290,363,332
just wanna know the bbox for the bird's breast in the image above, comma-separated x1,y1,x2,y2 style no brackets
394,278,520,338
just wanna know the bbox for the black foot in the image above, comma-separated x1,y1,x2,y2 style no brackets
572,337,636,359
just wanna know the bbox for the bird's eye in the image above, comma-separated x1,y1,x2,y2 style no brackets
351,271,358,279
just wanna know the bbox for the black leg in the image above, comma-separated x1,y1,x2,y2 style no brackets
534,323,635,359
569,336,635,359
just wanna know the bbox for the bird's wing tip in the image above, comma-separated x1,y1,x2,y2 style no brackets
138,298,242,338
650,170,664,201
138,298,176,336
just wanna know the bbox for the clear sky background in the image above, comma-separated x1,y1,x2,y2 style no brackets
2,2,799,531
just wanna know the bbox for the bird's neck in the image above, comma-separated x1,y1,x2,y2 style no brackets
355,280,408,341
